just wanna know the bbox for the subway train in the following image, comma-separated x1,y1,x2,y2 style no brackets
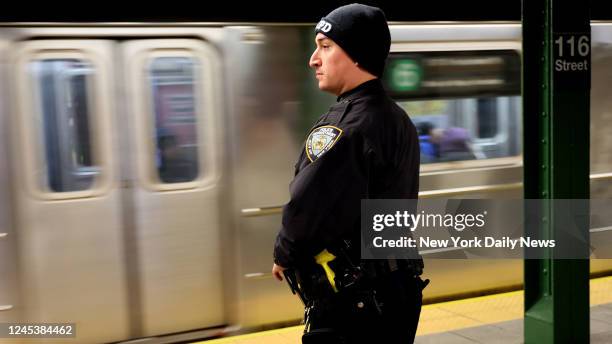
1,21,612,343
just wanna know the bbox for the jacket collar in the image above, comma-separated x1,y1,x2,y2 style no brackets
337,78,385,103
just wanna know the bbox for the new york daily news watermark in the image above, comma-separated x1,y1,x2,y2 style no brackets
360,199,612,259
371,210,533,250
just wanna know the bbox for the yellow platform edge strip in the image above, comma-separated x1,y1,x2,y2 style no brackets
196,275,612,343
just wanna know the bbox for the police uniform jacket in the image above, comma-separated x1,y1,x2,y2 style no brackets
274,78,420,269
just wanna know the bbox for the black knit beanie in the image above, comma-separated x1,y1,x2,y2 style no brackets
315,3,391,77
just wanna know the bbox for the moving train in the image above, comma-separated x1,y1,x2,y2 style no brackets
1,21,612,343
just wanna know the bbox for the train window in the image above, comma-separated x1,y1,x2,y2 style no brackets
29,59,99,192
148,57,200,183
383,50,522,165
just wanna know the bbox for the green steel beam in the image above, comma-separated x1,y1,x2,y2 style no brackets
522,1,590,343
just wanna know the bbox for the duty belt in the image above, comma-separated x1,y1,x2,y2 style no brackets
285,248,424,304
364,257,425,278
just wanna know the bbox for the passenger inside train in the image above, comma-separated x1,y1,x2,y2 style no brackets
417,122,478,163
156,129,198,183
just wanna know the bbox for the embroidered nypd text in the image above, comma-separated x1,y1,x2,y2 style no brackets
316,19,332,33
305,125,343,162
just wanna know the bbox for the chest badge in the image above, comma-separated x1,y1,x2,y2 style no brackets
305,125,343,162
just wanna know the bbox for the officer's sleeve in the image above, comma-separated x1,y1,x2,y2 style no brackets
274,130,373,268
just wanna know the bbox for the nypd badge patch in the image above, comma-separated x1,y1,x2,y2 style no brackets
305,125,343,162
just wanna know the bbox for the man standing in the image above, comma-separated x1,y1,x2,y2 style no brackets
272,4,427,343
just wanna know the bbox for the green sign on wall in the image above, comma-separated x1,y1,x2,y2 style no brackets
388,59,423,92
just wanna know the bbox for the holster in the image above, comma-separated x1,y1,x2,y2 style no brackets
288,243,427,341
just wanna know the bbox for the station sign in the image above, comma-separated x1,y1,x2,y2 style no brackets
553,32,591,90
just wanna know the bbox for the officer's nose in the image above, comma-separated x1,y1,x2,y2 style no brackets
309,49,321,69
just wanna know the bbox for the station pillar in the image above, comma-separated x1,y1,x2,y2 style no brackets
523,1,591,343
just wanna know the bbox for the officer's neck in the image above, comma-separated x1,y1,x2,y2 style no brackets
337,70,376,95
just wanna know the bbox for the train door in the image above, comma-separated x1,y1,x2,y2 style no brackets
0,35,19,326
8,37,225,342
119,39,225,336
9,40,129,343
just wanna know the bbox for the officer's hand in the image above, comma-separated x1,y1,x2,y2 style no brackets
272,263,287,281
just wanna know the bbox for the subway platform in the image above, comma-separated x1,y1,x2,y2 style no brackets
194,275,612,344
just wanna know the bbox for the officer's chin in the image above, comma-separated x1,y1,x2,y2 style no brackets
317,81,337,95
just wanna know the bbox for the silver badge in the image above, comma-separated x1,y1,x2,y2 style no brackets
305,125,343,162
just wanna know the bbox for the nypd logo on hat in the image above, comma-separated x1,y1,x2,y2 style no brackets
316,19,332,33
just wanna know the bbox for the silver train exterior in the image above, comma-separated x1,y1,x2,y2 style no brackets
1,22,611,343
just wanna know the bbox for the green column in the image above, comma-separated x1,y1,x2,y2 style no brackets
523,1,590,343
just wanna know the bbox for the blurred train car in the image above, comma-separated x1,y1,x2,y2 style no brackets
1,21,612,343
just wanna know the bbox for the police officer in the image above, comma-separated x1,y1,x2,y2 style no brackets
272,4,426,343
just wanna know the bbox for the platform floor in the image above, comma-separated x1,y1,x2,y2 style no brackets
195,275,612,344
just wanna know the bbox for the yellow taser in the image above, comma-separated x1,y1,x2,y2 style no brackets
314,249,338,293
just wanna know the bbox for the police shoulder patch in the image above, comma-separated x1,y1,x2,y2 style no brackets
305,125,343,162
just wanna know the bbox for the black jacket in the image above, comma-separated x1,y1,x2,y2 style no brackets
274,79,420,268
